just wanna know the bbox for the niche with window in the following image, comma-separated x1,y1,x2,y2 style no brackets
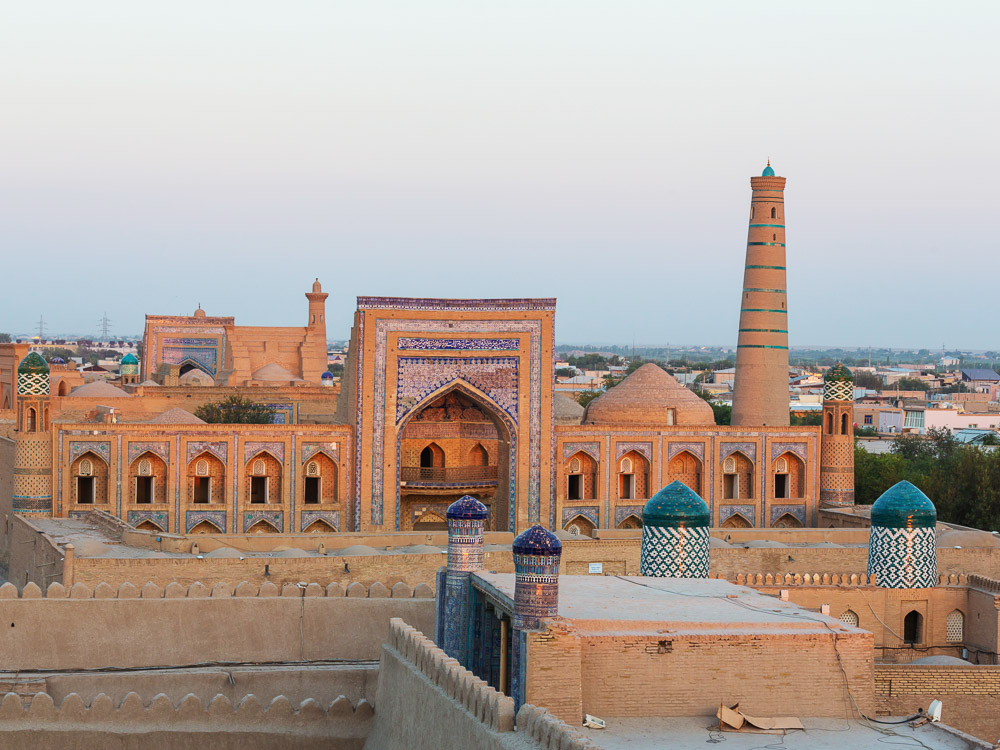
667,450,703,497
71,451,108,505
903,610,923,645
722,452,754,500
946,610,964,642
617,452,650,501
246,453,282,505
564,451,597,501
302,453,339,505
130,452,167,505
188,452,225,505
772,452,805,499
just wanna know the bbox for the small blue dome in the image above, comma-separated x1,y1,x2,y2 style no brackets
446,495,489,521
871,481,936,529
321,371,334,380
120,353,139,365
50,357,66,365
513,524,562,556
762,162,775,176
643,481,711,528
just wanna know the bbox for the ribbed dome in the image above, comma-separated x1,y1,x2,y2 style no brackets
446,495,489,520
762,162,775,176
584,364,715,426
643,481,710,528
18,352,49,374
824,362,854,382
120,353,139,365
512,525,562,556
68,381,132,398
871,481,936,529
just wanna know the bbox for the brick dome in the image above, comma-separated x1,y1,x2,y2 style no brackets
583,364,715,426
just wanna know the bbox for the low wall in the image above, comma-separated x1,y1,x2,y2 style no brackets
0,691,372,750
0,580,434,670
875,663,1000,744
364,619,597,750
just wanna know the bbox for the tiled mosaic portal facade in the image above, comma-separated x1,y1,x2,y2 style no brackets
867,525,937,589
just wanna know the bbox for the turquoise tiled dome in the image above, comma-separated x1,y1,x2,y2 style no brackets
643,481,710,528
18,352,49,375
871,481,936,529
120,353,139,365
761,162,775,176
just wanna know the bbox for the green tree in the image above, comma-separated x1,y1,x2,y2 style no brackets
555,367,576,378
710,403,731,425
853,371,882,392
328,363,345,377
791,413,823,426
576,390,601,408
194,396,277,424
0,333,11,343
894,377,929,392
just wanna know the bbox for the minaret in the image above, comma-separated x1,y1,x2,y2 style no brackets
731,162,790,427
303,279,329,384
12,353,53,515
820,363,855,507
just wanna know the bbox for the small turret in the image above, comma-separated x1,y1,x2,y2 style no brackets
512,525,562,631
437,496,489,661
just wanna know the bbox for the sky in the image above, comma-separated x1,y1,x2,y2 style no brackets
2,2,998,348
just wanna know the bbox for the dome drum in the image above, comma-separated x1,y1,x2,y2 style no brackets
640,481,711,578
446,496,488,573
867,481,938,589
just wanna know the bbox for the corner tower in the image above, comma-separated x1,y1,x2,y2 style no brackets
12,353,53,515
820,363,855,506
731,162,789,427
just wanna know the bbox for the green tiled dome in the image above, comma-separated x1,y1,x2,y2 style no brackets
824,362,854,383
643,481,710,528
120,353,139,365
871,481,936,529
18,352,49,375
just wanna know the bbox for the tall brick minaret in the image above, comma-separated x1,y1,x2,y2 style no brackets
731,162,790,427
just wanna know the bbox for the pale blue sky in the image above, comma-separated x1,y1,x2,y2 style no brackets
2,2,997,347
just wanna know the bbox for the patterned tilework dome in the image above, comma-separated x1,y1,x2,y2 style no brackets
762,161,775,176
824,362,854,382
583,363,715,426
120,353,139,365
868,481,937,589
446,496,489,573
512,525,562,630
17,352,50,395
640,481,711,578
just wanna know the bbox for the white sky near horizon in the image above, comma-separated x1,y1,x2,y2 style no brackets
2,2,998,348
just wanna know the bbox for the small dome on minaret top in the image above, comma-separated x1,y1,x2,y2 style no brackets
761,161,775,176
193,306,206,319
312,278,322,293
824,362,854,383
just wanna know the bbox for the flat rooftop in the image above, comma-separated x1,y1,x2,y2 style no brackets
473,573,857,634
578,717,984,749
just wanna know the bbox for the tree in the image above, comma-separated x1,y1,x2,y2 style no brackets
894,377,929,392
0,333,10,343
328,363,345,377
853,371,882,392
576,390,601,408
791,413,823,426
195,396,277,424
710,403,731,425
555,367,576,378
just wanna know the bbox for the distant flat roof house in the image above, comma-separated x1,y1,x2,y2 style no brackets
961,368,1000,383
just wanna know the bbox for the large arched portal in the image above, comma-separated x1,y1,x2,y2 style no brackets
398,385,513,532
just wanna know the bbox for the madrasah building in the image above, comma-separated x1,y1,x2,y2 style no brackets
1,163,857,537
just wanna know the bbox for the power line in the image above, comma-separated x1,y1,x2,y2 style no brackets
98,312,112,341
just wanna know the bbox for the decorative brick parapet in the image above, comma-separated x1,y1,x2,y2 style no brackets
733,572,970,587
386,618,515,732
0,579,435,600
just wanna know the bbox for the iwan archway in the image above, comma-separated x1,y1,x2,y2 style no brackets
396,380,515,532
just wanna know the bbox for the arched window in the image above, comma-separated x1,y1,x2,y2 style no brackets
26,407,37,432
903,610,923,645
770,207,777,219
306,461,320,477
79,459,93,477
841,412,849,435
569,457,581,474
419,443,444,469
946,610,964,642
722,451,753,500
620,456,633,473
252,459,266,476
138,459,152,476
469,443,489,467
195,459,209,476
840,609,859,627
825,411,834,435
751,206,755,219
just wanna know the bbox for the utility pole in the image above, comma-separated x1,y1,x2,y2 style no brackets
36,315,46,340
